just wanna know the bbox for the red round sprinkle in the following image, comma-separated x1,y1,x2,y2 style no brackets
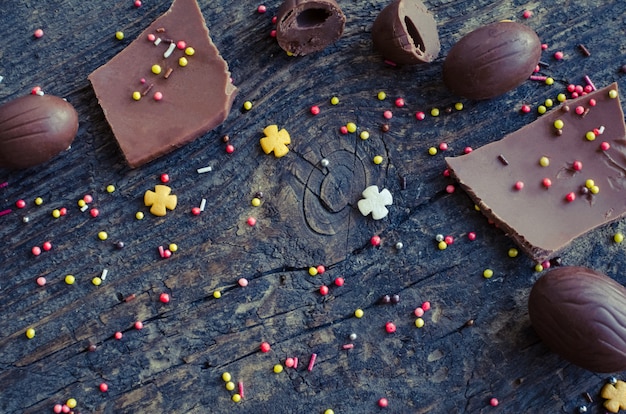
520,104,531,113
160,173,170,183
593,128,600,136
160,293,170,303
114,331,123,340
134,321,143,330
554,51,564,60
575,85,584,94
490,398,499,407
176,40,186,50
147,34,156,42
572,160,583,171
464,147,473,154
257,4,267,13
16,199,26,209
59,207,67,216
260,341,271,353
383,110,393,119
415,111,425,120
54,404,63,414
567,84,576,93
226,144,235,154
154,91,163,101
444,235,454,245
571,92,579,99
90,208,99,218
575,106,585,115
541,43,548,50
99,382,109,392
271,16,277,24
514,181,524,190
134,0,142,7
36,276,47,286
370,235,381,246
394,98,404,108
285,357,295,368
319,285,329,295
442,169,450,177
83,194,93,203
533,64,540,73
542,178,552,188
310,105,320,115
385,322,396,333
600,142,611,151
468,232,477,241
541,260,551,269
270,29,277,38
191,207,201,215
316,265,325,274
421,301,431,311
414,307,424,317
566,192,576,202
62,405,70,414
34,28,44,38
163,249,172,259
247,217,256,226
32,246,41,256
522,10,532,19
334,277,344,287
42,241,52,251
445,185,455,194
339,126,348,134
439,142,448,151
31,86,42,95
378,397,389,408
584,85,593,93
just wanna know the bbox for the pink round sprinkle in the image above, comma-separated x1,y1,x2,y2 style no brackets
570,92,579,99
316,265,325,274
464,147,473,154
600,142,611,151
257,4,267,13
270,29,277,38
490,398,499,407
385,322,396,333
154,91,163,101
34,28,44,38
238,278,249,287
54,404,63,413
542,178,552,188
394,98,405,108
247,217,256,226
36,276,47,286
271,16,277,24
32,246,42,256
541,260,551,269
445,184,455,194
520,104,531,113
42,241,52,251
575,106,585,115
31,86,42,95
310,105,320,115
225,144,235,154
572,160,583,171
59,207,67,216
442,169,450,177
83,195,93,204
163,249,172,259
160,173,170,183
575,85,584,94
414,307,424,317
514,181,524,190
522,10,532,19
147,34,156,42
415,111,425,120
589,98,597,107
191,207,201,216
285,357,295,368
100,382,109,392
566,192,576,202
334,277,344,287
160,293,170,303
584,85,593,93
567,84,576,93
444,235,454,245
176,40,187,50
339,126,348,134
383,110,393,119
421,301,431,311
439,142,448,151
62,405,70,414
378,398,389,408
114,331,123,340
319,285,329,295
134,321,143,330
533,65,540,73
90,208,99,218
541,43,548,50
260,341,271,352
371,235,381,246
468,232,477,241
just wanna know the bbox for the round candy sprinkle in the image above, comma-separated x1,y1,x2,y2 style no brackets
232,394,242,402
415,318,425,328
115,31,124,40
454,102,463,111
260,342,271,353
26,328,36,339
514,181,524,191
542,178,552,188
377,91,386,100
609,89,618,99
360,131,370,140
273,364,283,373
65,274,75,285
554,119,564,129
428,147,437,156
566,192,576,202
160,293,170,303
490,397,499,407
320,285,329,295
176,40,187,50
422,301,431,311
468,232,477,241
178,57,188,67
114,331,123,340
135,211,145,220
572,160,583,171
316,265,325,274
99,382,108,392
354,309,364,318
431,108,440,117
585,131,596,141
522,10,532,18
483,269,494,279
614,233,624,243
285,357,295,368
222,372,232,382
243,101,253,111
34,28,44,38
385,322,396,333
238,278,249,287
415,111,425,120
508,248,519,258
334,277,344,286
66,399,77,409
134,0,142,7
32,246,42,256
185,47,195,56
395,98,404,107
309,267,318,276
378,398,389,408
554,51,564,60
36,276,46,286
438,241,448,250
310,105,320,115
537,105,547,114
251,197,261,207
92,277,102,286
330,96,339,105
320,158,330,167
153,92,163,101
213,290,221,298
370,235,381,246
134,321,143,330
346,122,357,133
545,77,554,86
98,231,108,241
601,142,611,151
106,185,116,193
225,381,235,391
52,209,61,218
383,110,393,119
151,64,162,75
246,217,256,226
414,307,424,317
325,410,335,414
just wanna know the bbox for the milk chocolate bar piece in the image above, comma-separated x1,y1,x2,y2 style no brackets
275,0,345,56
446,83,626,261
89,0,237,168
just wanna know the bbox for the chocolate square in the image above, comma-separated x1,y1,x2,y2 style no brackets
88,0,237,168
446,83,626,261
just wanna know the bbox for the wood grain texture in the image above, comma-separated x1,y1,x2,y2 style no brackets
1,0,625,413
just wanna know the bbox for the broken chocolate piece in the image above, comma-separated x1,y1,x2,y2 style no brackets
275,0,346,56
88,0,237,168
371,0,440,64
445,83,626,261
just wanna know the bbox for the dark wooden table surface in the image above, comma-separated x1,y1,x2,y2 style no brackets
1,0,625,413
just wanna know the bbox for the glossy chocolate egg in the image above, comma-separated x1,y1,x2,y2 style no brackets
443,21,541,100
0,94,78,169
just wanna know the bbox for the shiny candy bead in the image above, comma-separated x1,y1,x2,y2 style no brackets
151,64,162,75
614,233,624,243
232,394,242,403
66,398,77,409
132,91,141,101
359,131,369,140
185,47,195,56
106,185,116,193
178,57,188,67
308,267,318,276
330,96,339,105
431,108,440,117
539,156,550,167
135,212,144,220
273,364,283,373
169,243,178,253
483,269,494,279
438,241,447,250
553,119,564,129
225,381,235,391
243,101,253,111
92,277,102,286
428,147,437,156
373,155,383,164
52,209,61,218
415,318,425,328
537,105,547,114
508,248,519,258
26,328,36,339
115,31,124,40
213,290,221,299
377,91,386,100
545,77,554,85
65,274,75,285
251,197,261,206
354,309,364,318
98,231,108,241
455,102,464,111
609,89,618,99
346,122,357,133
222,372,232,382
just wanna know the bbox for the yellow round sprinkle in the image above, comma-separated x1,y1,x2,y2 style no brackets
115,31,124,40
428,147,437,156
590,185,599,194
534,263,544,272
545,77,554,85
508,248,518,258
178,57,188,67
26,328,36,339
132,91,141,101
66,399,77,409
251,197,261,207
585,179,595,189
184,47,195,56
213,290,222,299
243,101,253,111
330,96,339,105
222,372,232,382
359,131,369,140
553,119,564,129
430,108,440,117
52,209,61,218
135,212,144,220
537,105,547,114
483,269,494,279
98,231,108,241
614,232,624,243
438,241,447,250
474,205,480,211
151,64,162,75
557,93,567,102
34,197,43,206
415,318,425,328
373,155,383,164
65,274,75,285
308,267,318,276
377,91,386,100
539,156,550,167
169,243,178,252
225,381,235,391
454,102,463,111
544,99,553,108
609,89,618,99
232,394,241,403
106,185,116,193
77,199,86,208
273,364,284,373
585,131,596,141
346,122,357,133
325,410,335,414
354,308,364,318
92,277,102,286
286,51,294,57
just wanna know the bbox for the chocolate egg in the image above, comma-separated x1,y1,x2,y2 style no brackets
443,21,541,100
528,266,626,373
0,94,78,169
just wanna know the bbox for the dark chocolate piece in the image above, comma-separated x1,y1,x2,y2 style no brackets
443,21,541,100
88,0,237,168
275,0,345,56
371,0,440,64
0,94,78,169
528,266,626,373
446,83,626,261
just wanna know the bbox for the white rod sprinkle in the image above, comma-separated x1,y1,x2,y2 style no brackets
197,166,213,173
163,42,176,58
200,198,207,212
101,268,108,281
154,37,162,46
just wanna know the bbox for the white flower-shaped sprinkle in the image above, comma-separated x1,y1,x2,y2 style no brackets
357,185,393,220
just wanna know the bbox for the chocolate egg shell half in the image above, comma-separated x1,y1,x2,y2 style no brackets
443,21,541,100
528,266,626,373
0,94,78,169
371,0,440,64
